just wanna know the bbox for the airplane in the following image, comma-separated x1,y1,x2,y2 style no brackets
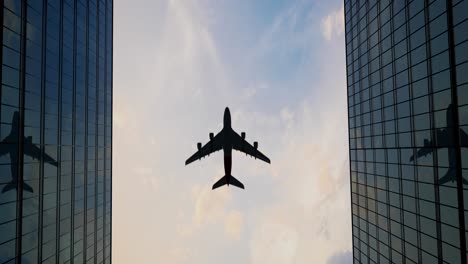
185,107,270,190
410,104,468,185
0,111,58,193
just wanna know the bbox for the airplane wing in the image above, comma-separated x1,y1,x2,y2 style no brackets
231,130,270,164
42,151,59,166
185,130,224,165
410,147,433,161
438,167,468,186
438,167,456,185
24,143,58,166
0,134,14,156
410,139,433,161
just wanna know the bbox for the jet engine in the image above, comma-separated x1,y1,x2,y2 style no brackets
197,142,202,150
254,142,258,149
209,132,214,140
241,132,246,139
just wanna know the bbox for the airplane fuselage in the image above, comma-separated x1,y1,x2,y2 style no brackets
223,108,233,178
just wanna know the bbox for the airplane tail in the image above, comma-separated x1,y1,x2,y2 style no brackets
2,182,17,193
212,175,244,190
1,181,34,193
23,182,34,193
438,167,456,185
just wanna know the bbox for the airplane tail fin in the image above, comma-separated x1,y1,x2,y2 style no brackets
2,182,17,193
462,177,468,185
212,175,244,190
23,182,34,193
1,181,34,193
438,167,456,185
228,175,244,189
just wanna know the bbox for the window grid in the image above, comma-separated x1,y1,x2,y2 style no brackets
346,0,467,263
0,0,112,263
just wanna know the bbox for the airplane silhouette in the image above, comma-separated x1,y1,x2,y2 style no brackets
0,112,58,193
410,104,468,185
185,107,270,190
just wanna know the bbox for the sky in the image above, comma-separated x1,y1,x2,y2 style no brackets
113,0,351,263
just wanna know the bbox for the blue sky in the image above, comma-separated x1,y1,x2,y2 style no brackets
113,0,351,263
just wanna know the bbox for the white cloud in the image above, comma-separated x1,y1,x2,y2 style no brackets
238,3,351,262
247,102,352,263
224,210,244,240
113,0,351,263
113,0,235,261
321,5,344,41
134,167,153,175
280,107,294,123
193,185,232,226
167,247,194,263
250,222,299,264
327,250,353,264
321,15,334,41
142,175,159,191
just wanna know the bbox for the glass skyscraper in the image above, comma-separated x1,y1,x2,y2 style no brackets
346,0,468,263
0,0,112,263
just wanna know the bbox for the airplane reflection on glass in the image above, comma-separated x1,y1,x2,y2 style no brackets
410,104,468,185
0,112,58,193
186,107,270,190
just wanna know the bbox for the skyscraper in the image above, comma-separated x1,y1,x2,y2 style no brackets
0,0,112,263
346,0,468,263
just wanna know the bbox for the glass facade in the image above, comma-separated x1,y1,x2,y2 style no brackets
0,0,112,263
346,0,468,263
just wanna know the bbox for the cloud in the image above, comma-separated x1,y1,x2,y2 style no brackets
134,167,153,175
224,210,244,240
247,110,352,263
167,247,193,263
250,222,299,264
113,0,351,263
174,184,236,239
177,185,246,242
327,250,353,264
193,185,232,226
321,5,344,41
112,0,235,261
242,3,351,261
280,107,294,123
142,175,159,191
